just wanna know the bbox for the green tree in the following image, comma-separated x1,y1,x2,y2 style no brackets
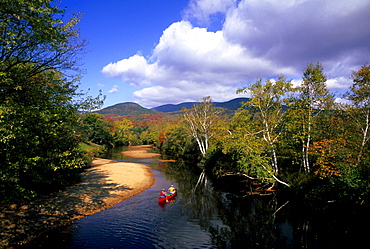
219,109,271,180
0,0,85,84
343,63,370,166
291,62,334,173
159,121,200,160
112,119,134,145
0,0,102,201
0,70,90,200
236,76,291,187
80,113,113,147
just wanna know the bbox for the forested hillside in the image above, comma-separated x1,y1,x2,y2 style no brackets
152,97,250,113
96,102,158,116
92,98,249,127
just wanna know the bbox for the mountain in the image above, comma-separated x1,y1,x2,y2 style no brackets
94,102,173,126
95,102,158,116
94,98,251,124
214,97,250,111
150,102,196,113
151,97,250,113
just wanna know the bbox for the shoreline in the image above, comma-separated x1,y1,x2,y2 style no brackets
122,145,161,158
0,147,157,248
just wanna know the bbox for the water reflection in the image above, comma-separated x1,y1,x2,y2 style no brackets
172,162,282,248
23,146,368,248
167,159,368,249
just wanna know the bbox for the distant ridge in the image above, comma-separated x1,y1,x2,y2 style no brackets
95,102,158,116
151,97,250,113
214,97,250,111
94,98,251,118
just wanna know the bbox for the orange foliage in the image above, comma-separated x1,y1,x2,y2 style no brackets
310,139,342,178
101,113,178,127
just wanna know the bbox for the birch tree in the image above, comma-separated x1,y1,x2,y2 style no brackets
182,96,223,157
237,76,291,187
343,63,370,166
293,63,334,173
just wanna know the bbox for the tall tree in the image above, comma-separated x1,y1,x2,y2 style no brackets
222,108,272,181
237,76,291,187
292,62,334,173
0,0,102,201
343,63,370,166
182,96,223,157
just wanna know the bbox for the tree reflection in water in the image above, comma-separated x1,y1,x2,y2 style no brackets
163,160,368,249
164,161,288,248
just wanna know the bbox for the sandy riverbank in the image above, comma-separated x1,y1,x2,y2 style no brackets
0,147,156,248
122,145,161,158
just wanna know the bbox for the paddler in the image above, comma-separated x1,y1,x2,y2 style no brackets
160,188,167,198
168,185,176,193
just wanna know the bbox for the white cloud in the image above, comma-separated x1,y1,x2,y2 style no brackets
335,97,350,104
102,0,369,107
133,83,241,107
151,21,295,83
102,54,154,87
222,0,370,71
326,77,352,90
291,77,351,92
108,85,119,93
102,20,295,106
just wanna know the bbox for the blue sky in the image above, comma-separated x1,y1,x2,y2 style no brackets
61,0,370,108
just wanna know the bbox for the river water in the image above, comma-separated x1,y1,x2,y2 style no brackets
23,147,368,248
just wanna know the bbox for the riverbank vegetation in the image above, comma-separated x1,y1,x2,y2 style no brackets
84,64,370,206
0,0,104,202
158,63,370,207
1,0,368,207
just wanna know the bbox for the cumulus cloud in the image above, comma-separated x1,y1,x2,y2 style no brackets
102,54,154,87
133,83,242,107
102,0,370,107
222,0,370,72
102,20,295,106
108,85,119,93
152,21,295,83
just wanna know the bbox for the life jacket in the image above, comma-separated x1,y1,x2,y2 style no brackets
168,187,175,192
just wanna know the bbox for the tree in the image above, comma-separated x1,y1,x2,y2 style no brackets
236,76,291,187
80,113,113,147
0,69,90,200
220,108,272,180
291,62,334,173
0,1,102,201
343,63,370,166
0,0,85,81
112,119,134,145
182,96,223,157
158,122,197,159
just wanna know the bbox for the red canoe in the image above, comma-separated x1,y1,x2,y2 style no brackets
158,191,177,202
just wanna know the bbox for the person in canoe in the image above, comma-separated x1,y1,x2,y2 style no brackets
160,189,167,198
168,185,176,193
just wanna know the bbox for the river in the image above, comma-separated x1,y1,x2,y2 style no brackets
22,146,368,248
